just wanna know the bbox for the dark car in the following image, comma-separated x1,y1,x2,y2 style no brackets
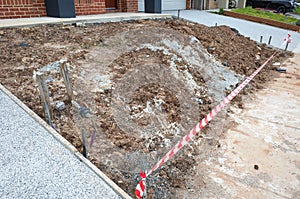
246,0,296,13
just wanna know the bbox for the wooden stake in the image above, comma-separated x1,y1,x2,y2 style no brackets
178,9,180,19
60,61,73,102
36,72,52,125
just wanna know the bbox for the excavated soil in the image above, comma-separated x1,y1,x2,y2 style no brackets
0,19,292,198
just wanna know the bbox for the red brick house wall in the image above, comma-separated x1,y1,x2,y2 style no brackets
112,0,137,13
0,0,190,19
186,0,191,9
0,0,46,19
120,0,137,12
75,0,105,16
0,0,138,19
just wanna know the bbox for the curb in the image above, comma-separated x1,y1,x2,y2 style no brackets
0,83,132,199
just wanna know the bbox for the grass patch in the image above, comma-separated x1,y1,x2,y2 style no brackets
232,7,298,24
294,6,300,14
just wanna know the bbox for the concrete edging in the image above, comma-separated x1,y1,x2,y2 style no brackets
224,11,300,32
0,83,132,199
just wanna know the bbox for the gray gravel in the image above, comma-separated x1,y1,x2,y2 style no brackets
163,10,300,53
0,89,122,199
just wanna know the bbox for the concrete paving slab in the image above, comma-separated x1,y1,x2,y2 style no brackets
0,13,173,28
0,84,131,199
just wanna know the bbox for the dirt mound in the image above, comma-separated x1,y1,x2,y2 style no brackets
0,19,292,198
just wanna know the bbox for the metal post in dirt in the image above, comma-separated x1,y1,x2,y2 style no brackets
260,36,263,43
36,72,52,125
177,9,181,19
215,23,217,27
81,129,88,158
268,36,272,45
89,120,97,148
60,61,73,102
285,42,289,51
284,14,287,22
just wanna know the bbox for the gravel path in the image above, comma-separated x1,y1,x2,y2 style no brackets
0,87,123,199
163,10,300,53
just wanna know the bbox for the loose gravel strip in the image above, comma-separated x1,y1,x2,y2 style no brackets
0,87,123,199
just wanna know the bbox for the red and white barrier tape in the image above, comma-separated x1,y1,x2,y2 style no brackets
284,33,292,43
135,35,291,199
135,172,146,198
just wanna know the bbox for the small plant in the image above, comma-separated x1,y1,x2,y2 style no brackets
296,19,300,26
294,6,300,14
219,8,224,15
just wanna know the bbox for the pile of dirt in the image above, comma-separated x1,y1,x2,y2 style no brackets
0,19,292,198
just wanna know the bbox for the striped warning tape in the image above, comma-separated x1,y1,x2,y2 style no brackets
284,33,292,43
135,34,291,198
135,172,146,199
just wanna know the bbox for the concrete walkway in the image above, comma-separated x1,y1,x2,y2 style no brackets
0,84,130,198
163,10,300,53
0,12,172,28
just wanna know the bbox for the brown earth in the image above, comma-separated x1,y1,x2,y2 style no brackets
0,19,292,198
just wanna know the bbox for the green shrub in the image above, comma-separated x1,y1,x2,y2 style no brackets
219,8,224,15
294,7,300,14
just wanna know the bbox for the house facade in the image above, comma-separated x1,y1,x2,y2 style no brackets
0,0,191,19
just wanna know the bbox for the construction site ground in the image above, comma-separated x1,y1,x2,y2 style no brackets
197,54,300,199
0,13,299,198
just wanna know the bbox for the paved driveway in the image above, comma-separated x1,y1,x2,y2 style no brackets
163,10,300,53
0,86,125,199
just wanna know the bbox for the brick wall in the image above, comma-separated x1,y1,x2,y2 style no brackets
0,0,137,19
120,0,137,12
0,0,46,19
75,0,105,16
186,0,191,9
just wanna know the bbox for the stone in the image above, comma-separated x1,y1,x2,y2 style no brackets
276,68,287,73
55,101,66,111
255,54,261,60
